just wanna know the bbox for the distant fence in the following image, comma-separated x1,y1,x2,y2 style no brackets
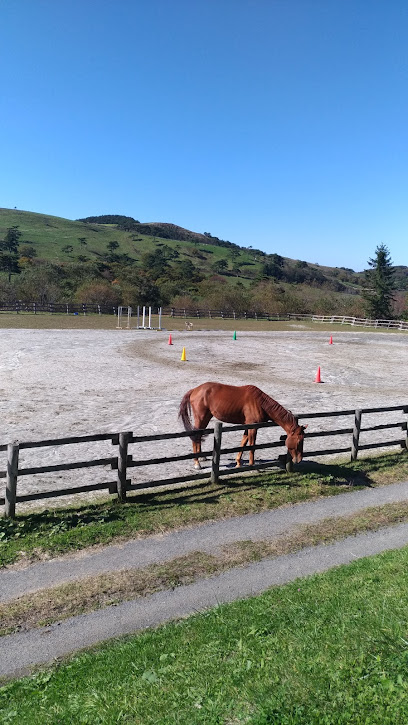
2,302,408,330
309,314,408,330
165,309,408,329
2,404,407,518
0,302,119,315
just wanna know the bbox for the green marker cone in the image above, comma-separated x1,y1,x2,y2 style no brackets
233,330,237,340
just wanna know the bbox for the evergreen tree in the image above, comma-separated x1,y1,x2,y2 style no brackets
363,243,395,319
0,226,22,281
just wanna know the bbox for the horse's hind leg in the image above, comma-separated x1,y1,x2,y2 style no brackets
248,427,257,466
236,429,249,467
193,439,202,469
192,410,212,469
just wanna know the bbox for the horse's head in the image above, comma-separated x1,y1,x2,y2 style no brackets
285,424,307,463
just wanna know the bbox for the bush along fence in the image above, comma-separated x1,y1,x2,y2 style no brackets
1,302,408,331
2,404,408,518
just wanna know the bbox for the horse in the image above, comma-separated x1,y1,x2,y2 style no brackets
178,382,307,469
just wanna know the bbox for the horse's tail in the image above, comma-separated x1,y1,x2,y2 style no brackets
178,389,203,443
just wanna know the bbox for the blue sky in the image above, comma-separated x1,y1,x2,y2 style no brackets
1,0,407,271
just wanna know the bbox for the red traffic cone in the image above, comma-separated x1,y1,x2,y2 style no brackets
168,334,173,345
314,366,322,383
329,335,333,345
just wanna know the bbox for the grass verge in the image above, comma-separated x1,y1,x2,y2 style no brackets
1,452,408,568
2,499,408,637
1,546,408,723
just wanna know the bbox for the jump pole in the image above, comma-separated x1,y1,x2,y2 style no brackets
116,306,132,329
136,305,161,329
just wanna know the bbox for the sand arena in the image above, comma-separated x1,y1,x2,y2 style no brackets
1,327,408,509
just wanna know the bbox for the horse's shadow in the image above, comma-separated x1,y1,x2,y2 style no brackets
130,457,374,511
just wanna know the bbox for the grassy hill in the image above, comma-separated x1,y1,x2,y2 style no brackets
0,208,261,281
2,207,406,317
0,208,367,291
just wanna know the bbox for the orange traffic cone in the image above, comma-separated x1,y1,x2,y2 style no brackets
314,366,322,383
329,335,333,345
168,334,173,345
181,347,186,361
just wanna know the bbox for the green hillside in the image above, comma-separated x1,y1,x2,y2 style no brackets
0,207,366,288
0,208,261,281
0,207,396,317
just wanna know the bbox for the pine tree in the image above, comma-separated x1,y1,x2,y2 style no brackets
363,243,395,319
0,226,22,282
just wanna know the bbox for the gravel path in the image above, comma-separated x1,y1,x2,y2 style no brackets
1,480,408,680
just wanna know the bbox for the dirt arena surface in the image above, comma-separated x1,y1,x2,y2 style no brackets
2,327,408,509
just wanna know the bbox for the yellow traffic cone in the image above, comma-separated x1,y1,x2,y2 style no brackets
181,347,187,361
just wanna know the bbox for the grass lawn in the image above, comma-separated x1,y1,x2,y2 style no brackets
1,452,408,568
1,546,408,723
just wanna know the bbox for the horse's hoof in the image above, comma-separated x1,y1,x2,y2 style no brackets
194,462,201,470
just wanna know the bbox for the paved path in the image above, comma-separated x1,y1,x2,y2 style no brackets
1,480,408,681
1,524,408,681
2,480,408,603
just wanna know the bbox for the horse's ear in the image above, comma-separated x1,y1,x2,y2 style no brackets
302,424,308,431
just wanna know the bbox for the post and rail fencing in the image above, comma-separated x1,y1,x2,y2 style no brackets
1,404,408,517
164,309,408,330
1,302,408,331
0,302,120,315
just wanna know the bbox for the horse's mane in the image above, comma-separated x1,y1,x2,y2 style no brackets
255,389,297,432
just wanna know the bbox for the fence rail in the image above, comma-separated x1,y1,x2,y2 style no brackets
1,302,408,330
2,404,408,517
0,302,120,315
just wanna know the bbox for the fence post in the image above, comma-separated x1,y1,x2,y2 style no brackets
403,407,408,451
351,409,362,461
117,432,131,502
211,421,223,484
285,453,293,473
4,441,19,518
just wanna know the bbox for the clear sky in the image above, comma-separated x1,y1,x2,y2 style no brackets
1,0,407,271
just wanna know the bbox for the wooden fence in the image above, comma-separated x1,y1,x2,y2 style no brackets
165,309,408,329
0,302,119,315
2,302,408,330
2,404,408,518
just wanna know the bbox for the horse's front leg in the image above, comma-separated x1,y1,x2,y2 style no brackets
248,427,257,466
236,430,248,467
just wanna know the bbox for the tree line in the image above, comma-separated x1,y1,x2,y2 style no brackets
0,227,402,319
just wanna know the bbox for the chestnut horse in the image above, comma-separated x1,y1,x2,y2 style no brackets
179,382,307,469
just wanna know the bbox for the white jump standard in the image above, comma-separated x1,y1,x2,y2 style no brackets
116,306,132,329
136,306,162,330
